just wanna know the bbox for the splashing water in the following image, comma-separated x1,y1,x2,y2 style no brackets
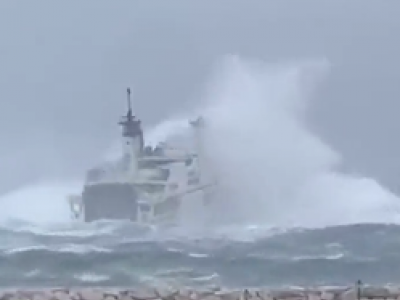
0,180,80,224
0,55,399,229
196,55,400,227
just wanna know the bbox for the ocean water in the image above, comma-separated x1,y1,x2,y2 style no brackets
0,221,400,288
1,56,399,289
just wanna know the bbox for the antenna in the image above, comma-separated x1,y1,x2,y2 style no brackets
127,87,132,111
126,87,133,120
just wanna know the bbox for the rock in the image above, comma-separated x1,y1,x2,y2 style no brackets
339,289,356,300
362,287,396,299
0,285,399,300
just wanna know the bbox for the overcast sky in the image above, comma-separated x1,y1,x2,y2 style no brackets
0,0,399,194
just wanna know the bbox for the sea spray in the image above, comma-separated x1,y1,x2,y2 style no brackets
1,55,399,228
196,55,400,227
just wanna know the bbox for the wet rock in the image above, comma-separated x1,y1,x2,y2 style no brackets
0,286,399,300
362,287,396,299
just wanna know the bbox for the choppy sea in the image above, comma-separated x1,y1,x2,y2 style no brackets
1,220,399,289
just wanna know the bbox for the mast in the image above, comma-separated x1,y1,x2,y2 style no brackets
126,88,133,121
118,87,144,179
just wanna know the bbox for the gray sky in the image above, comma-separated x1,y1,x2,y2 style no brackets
0,0,399,194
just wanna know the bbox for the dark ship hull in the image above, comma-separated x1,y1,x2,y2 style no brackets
81,183,139,222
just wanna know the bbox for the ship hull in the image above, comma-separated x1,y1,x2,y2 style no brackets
82,183,139,222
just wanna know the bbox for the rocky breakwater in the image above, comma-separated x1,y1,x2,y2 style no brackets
1,284,400,300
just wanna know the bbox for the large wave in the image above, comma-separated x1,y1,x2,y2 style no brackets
195,55,400,227
1,55,399,229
